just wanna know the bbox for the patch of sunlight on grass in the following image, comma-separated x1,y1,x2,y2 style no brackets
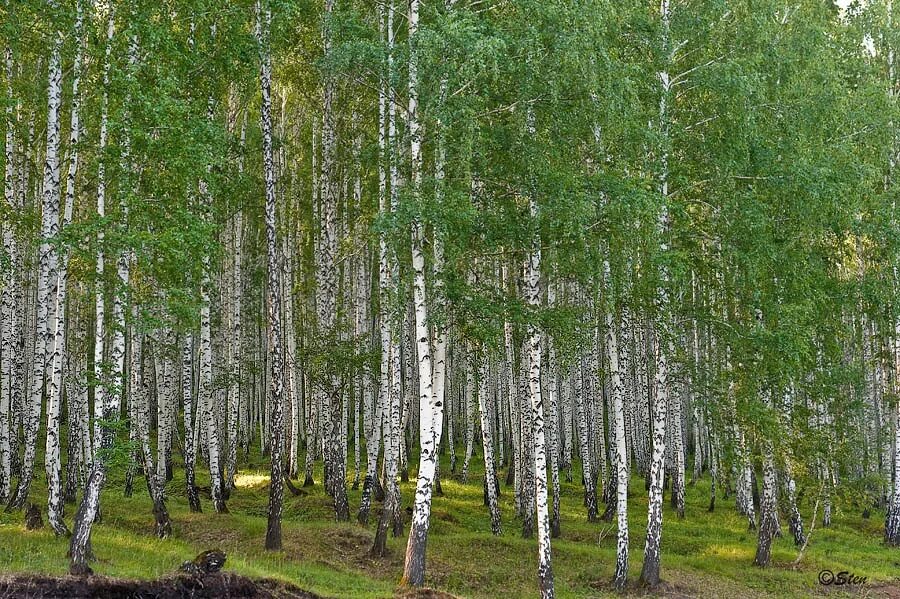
702,544,754,559
234,473,271,488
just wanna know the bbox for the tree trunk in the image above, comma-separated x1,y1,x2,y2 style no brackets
0,27,16,504
182,334,201,512
401,0,446,579
10,16,64,513
226,212,243,490
754,437,778,566
46,0,84,535
546,282,562,539
640,0,673,585
372,0,403,556
257,0,285,550
604,263,629,590
573,354,597,521
525,190,554,599
477,348,502,535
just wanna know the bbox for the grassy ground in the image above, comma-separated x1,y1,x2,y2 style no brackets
0,448,897,598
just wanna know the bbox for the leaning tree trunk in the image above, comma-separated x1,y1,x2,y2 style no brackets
68,3,116,553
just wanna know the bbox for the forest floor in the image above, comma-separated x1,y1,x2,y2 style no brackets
1,449,899,598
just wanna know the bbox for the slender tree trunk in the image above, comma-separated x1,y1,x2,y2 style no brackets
520,335,536,537
463,344,476,480
9,13,64,512
45,0,84,535
256,0,285,549
92,8,114,458
604,264,629,590
182,334,201,511
360,23,390,524
69,8,114,562
525,190,554,599
317,0,349,521
640,0,673,586
887,321,900,544
132,320,172,538
402,0,446,579
226,212,243,490
477,347,502,535
0,25,16,504
669,371,685,519
546,283,562,539
573,354,597,521
754,434,779,566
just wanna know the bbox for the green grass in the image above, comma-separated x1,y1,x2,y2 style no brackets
0,448,897,598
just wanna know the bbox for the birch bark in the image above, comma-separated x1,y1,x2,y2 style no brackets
525,193,554,598
10,7,64,512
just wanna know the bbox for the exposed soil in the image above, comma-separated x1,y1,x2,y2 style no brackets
394,588,460,599
0,573,319,599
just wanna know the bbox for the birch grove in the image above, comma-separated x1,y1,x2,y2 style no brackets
2,0,900,596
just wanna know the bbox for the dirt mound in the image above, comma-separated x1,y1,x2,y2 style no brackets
395,588,460,599
0,573,319,599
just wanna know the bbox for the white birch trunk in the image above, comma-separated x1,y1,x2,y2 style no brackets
227,211,243,489
257,0,286,548
93,7,114,456
317,0,349,520
604,270,629,589
640,0,673,585
525,193,554,598
45,0,84,534
546,282,562,538
402,0,445,578
182,334,201,511
10,14,63,512
373,0,404,552
463,344,476,480
360,24,389,523
0,28,15,503
477,348,502,535
573,353,597,521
